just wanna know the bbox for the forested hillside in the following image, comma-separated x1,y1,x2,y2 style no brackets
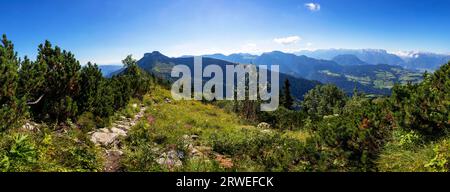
0,35,449,172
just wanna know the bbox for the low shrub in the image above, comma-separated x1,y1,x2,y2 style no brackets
425,140,450,172
77,112,97,132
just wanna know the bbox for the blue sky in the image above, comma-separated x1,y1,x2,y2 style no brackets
2,0,450,65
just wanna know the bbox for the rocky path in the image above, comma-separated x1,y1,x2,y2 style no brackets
88,100,234,172
89,105,147,172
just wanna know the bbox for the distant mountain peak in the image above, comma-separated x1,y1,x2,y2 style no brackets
145,51,165,57
143,51,170,61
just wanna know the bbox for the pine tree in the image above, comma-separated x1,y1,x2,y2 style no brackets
120,55,151,99
96,79,114,117
78,62,103,113
0,35,18,102
78,62,114,118
0,35,25,131
18,56,46,104
122,55,138,69
281,79,294,110
32,40,81,121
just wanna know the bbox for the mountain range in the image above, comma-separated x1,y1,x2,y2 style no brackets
296,49,450,72
136,51,320,100
103,49,448,99
204,51,423,94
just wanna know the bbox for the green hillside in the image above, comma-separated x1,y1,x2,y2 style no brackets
120,86,311,171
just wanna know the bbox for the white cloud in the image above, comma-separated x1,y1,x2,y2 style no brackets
273,36,301,45
305,3,321,11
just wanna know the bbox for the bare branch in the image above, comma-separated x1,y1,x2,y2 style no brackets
27,94,44,105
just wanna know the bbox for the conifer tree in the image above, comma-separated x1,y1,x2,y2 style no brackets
78,62,103,113
96,79,114,117
281,79,294,110
120,55,151,99
32,41,81,121
0,35,18,102
0,35,25,131
18,56,46,104
78,62,114,118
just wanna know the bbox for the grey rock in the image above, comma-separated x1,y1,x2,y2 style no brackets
91,132,118,146
111,127,127,137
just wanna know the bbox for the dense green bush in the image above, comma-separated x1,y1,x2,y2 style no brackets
0,134,37,172
0,128,103,172
258,107,305,130
425,140,450,172
301,84,347,120
391,62,450,136
211,128,305,171
302,96,394,171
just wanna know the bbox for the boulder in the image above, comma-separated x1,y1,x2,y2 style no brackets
111,127,127,137
91,132,118,146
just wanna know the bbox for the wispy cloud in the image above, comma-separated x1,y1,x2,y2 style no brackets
305,3,321,12
274,36,301,45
